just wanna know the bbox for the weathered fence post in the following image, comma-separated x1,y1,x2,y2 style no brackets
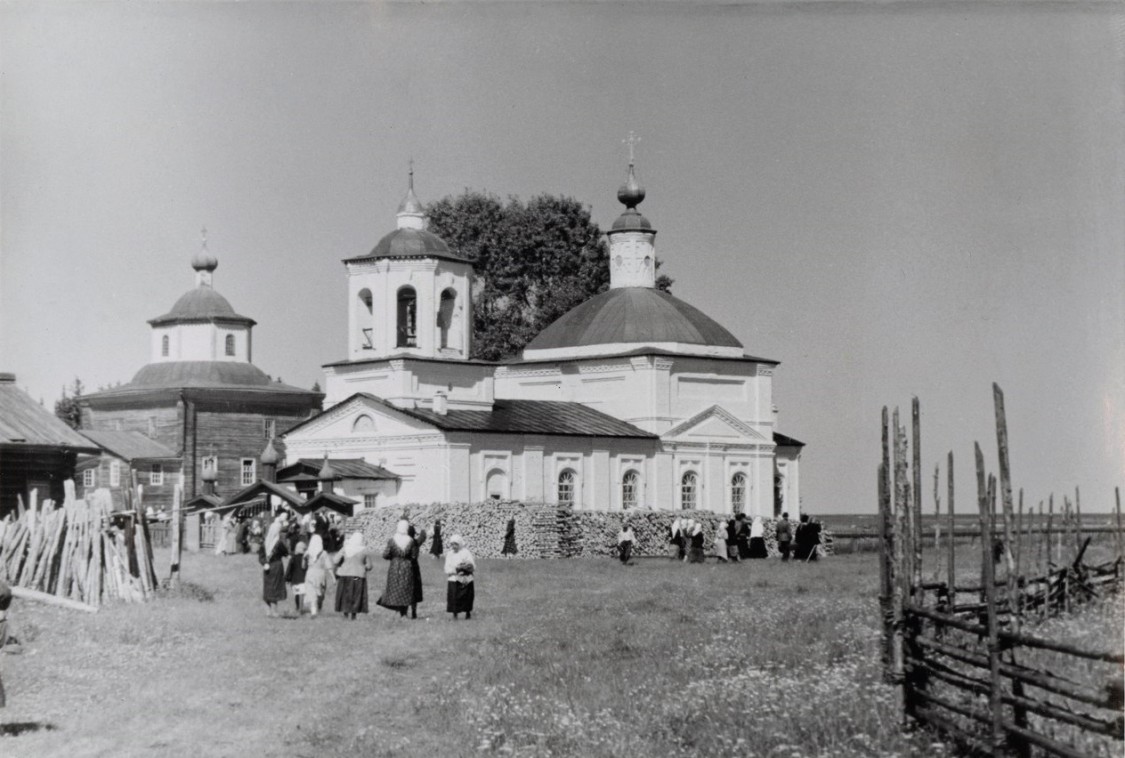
879,408,897,683
1073,487,1083,560
947,451,955,613
912,397,923,606
977,444,1005,755
169,483,182,589
893,409,912,721
1115,487,1123,564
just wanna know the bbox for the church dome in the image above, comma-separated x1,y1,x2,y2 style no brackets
524,287,742,352
148,287,256,326
360,227,470,263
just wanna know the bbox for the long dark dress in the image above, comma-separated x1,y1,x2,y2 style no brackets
735,520,751,559
795,521,822,561
430,521,444,557
409,529,426,604
748,536,768,559
501,520,518,556
377,539,416,611
725,522,740,560
259,540,288,603
447,580,474,614
687,531,706,563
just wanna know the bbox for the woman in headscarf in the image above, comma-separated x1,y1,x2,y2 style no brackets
444,535,475,620
259,512,290,617
669,517,685,561
304,531,330,617
748,516,768,558
333,532,373,620
430,518,444,559
406,523,427,619
713,519,730,563
688,521,706,563
501,518,518,558
725,519,741,562
734,513,751,559
376,519,416,618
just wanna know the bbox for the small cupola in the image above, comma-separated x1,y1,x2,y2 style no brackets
395,162,426,231
607,132,657,289
192,227,219,288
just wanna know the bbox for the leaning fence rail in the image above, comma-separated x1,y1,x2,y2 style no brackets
879,386,1124,757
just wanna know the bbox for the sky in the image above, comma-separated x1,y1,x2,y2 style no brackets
2,1,1122,514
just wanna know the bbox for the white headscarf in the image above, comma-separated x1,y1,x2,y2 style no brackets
692,521,703,536
393,519,412,550
264,517,283,557
670,518,682,537
750,517,764,539
344,531,365,558
306,533,324,564
444,535,475,579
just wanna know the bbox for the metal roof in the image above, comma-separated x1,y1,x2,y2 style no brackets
83,361,320,399
524,287,743,352
345,228,471,265
223,479,306,508
148,286,255,326
773,432,806,448
505,346,779,367
80,430,178,460
292,491,357,517
278,458,399,482
395,397,657,439
0,375,100,451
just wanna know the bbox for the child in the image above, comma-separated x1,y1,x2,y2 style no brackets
304,533,330,617
286,541,308,614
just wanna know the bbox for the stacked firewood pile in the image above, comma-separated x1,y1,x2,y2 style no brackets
0,482,158,605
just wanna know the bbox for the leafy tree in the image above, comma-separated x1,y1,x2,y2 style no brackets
54,377,85,429
427,191,672,361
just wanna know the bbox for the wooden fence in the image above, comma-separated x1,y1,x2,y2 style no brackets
879,386,1124,757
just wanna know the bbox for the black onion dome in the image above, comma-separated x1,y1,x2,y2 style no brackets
611,163,653,232
148,288,256,326
524,288,742,351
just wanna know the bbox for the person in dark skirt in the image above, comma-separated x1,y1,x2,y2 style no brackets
430,519,444,559
734,514,751,559
333,532,374,619
285,540,308,614
725,519,741,562
748,517,768,558
444,535,475,620
376,520,417,618
794,514,822,561
501,518,518,558
617,524,635,565
406,523,427,619
670,518,685,561
259,512,290,617
687,521,706,563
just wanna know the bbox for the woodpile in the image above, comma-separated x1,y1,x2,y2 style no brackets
0,481,158,606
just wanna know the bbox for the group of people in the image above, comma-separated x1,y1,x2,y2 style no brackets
213,510,347,558
614,512,822,564
254,512,478,621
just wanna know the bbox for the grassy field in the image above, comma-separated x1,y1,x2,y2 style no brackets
0,547,1119,757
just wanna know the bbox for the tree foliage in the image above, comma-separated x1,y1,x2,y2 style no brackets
54,376,84,430
427,191,674,361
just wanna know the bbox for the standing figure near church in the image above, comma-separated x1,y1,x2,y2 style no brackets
794,514,821,561
259,512,289,617
725,519,741,562
776,512,793,562
333,532,373,620
734,514,751,559
748,517,768,558
687,521,706,563
376,520,417,618
617,523,635,565
406,523,426,619
713,521,730,563
501,518,518,558
430,519,444,559
286,541,308,614
304,532,330,617
669,518,685,560
445,535,475,620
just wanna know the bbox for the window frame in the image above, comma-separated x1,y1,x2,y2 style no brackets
110,460,121,487
731,471,747,514
680,471,698,510
621,469,639,509
557,468,577,506
240,458,256,487
224,334,235,356
150,464,164,487
83,468,96,487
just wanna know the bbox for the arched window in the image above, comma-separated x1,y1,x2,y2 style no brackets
680,471,698,510
225,334,235,356
397,287,417,348
731,472,747,514
438,289,456,349
622,470,639,509
161,335,169,357
352,414,374,433
557,469,577,506
485,468,508,501
357,288,374,349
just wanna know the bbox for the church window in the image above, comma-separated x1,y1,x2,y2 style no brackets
438,289,456,349
161,335,169,357
225,334,235,356
364,493,378,509
397,287,417,348
83,468,96,487
358,289,374,349
150,464,164,486
622,470,639,509
680,471,698,510
557,469,577,506
240,458,256,486
110,461,121,487
731,472,747,514
352,414,375,433
485,468,508,500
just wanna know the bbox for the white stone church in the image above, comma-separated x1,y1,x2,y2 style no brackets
283,161,803,516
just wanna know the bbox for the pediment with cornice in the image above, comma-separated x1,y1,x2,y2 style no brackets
284,394,436,443
662,405,772,445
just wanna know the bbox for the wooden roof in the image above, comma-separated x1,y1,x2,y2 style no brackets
80,430,179,461
277,458,399,482
0,375,100,452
